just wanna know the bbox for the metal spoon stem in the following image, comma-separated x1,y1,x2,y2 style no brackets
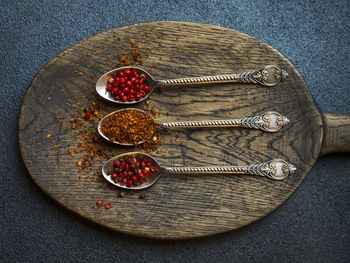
159,65,288,87
163,159,296,180
158,111,290,133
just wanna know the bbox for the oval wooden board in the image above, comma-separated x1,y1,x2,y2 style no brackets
19,21,323,239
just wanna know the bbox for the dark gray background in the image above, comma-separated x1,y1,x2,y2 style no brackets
1,0,349,262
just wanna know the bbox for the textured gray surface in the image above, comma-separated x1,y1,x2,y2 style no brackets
1,0,349,262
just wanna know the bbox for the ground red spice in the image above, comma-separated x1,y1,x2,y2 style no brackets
100,109,156,145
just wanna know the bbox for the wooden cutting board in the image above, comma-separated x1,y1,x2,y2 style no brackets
18,21,350,239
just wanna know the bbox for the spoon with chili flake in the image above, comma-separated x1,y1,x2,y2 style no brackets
102,152,297,190
97,108,290,146
95,65,288,104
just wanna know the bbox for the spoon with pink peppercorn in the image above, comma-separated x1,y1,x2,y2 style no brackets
96,65,288,104
102,152,296,190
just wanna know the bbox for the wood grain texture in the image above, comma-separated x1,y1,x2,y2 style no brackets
19,21,325,239
320,112,350,156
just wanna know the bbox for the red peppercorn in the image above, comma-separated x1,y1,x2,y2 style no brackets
113,87,119,95
126,80,132,87
85,112,91,119
124,69,131,76
139,194,146,199
143,85,150,92
105,203,111,209
140,161,146,168
128,94,135,101
105,69,151,102
96,200,103,207
111,156,157,187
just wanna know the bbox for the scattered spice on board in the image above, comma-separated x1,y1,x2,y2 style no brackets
54,38,165,201
100,109,156,145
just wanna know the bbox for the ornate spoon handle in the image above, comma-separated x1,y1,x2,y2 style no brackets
158,111,289,133
163,159,296,180
159,65,288,87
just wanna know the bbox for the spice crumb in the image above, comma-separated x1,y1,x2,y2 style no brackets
47,97,52,101
46,134,52,139
194,50,199,55
77,161,82,167
86,52,91,56
140,194,146,199
158,85,164,92
35,129,39,133
78,72,83,76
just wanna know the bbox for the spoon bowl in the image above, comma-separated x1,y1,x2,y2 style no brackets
96,66,158,104
102,152,163,190
97,108,154,146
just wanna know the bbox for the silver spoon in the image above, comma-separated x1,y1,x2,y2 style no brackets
98,108,290,146
96,65,288,104
102,152,297,190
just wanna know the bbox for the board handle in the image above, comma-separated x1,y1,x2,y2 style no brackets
320,112,350,156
